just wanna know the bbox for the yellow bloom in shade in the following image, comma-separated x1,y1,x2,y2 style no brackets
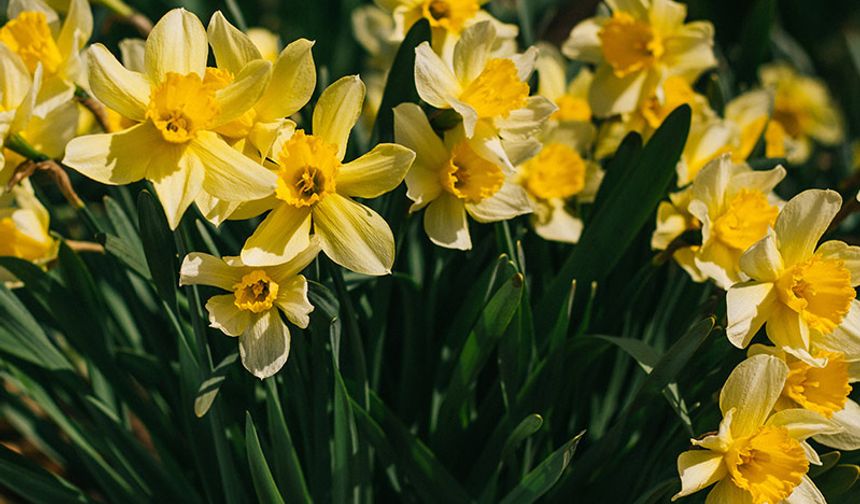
179,240,319,379
725,89,773,162
0,181,59,286
414,21,556,168
61,9,278,230
518,125,603,244
394,102,531,250
0,0,92,116
652,186,707,282
685,155,785,289
726,189,860,366
240,76,416,275
760,63,844,164
377,0,517,59
562,0,716,118
674,354,837,504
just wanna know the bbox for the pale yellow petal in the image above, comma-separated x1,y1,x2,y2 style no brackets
561,18,604,64
275,276,313,329
774,189,842,267
338,143,414,198
424,194,471,250
453,21,494,84
818,300,860,361
466,181,532,223
813,400,860,451
726,281,777,348
118,38,146,72
533,200,583,244
239,310,290,379
150,151,205,230
817,240,860,286
719,354,788,438
589,65,653,118
62,122,170,185
206,294,252,337
784,477,826,504
671,450,726,500
393,103,449,169
314,193,394,275
766,304,811,354
179,252,243,290
267,237,321,281
0,43,31,110
189,131,277,202
414,42,460,109
145,8,208,81
207,11,262,75
704,479,753,504
241,205,312,267
766,408,840,440
312,75,364,160
739,232,783,282
56,0,92,59
535,43,567,101
87,44,149,121
213,59,272,127
256,39,316,120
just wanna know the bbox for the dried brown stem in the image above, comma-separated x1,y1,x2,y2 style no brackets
7,159,84,209
65,240,106,254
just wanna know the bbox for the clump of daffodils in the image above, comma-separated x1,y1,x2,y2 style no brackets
0,181,58,286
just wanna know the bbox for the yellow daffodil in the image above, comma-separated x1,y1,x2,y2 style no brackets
535,43,594,128
749,344,860,451
652,186,706,282
394,103,531,250
240,76,415,275
519,125,602,244
759,63,843,164
247,28,281,62
674,354,837,504
562,0,716,118
376,0,517,59
595,76,714,160
179,240,319,379
726,189,860,365
655,154,785,289
1,42,41,187
61,9,278,230
1,0,92,116
0,180,59,286
414,21,555,168
725,89,773,162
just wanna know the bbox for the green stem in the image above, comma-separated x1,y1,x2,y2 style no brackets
6,134,49,162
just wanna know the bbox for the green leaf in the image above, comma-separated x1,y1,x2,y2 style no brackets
498,431,585,504
630,479,677,504
0,281,72,371
0,444,90,503
810,451,842,478
818,465,860,498
137,190,178,310
193,353,238,418
737,0,776,83
373,19,431,142
265,379,312,504
537,105,691,335
245,412,286,504
103,195,151,279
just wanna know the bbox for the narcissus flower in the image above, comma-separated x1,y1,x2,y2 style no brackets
377,0,517,58
749,344,860,451
674,354,837,504
0,180,58,286
414,21,555,168
240,76,415,275
685,155,785,289
726,189,860,364
562,0,716,118
62,9,277,229
535,43,594,128
394,102,531,250
179,240,319,379
652,186,706,282
760,63,843,164
518,127,602,244
0,0,92,115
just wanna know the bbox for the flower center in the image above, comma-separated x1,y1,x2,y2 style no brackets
459,58,530,119
146,72,220,143
712,189,779,251
776,254,855,334
233,270,279,313
598,12,664,78
552,94,592,122
0,11,63,74
275,130,339,208
441,142,504,203
782,351,851,418
203,67,257,139
520,143,586,200
421,0,479,32
640,77,695,129
725,426,808,504
0,216,53,261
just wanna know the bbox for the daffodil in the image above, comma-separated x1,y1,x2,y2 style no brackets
562,0,716,118
1,43,41,187
0,0,91,115
377,0,517,59
394,102,531,250
759,63,843,164
535,43,594,128
61,9,278,229
414,21,555,168
724,89,773,162
652,186,706,282
518,126,602,244
240,76,415,275
674,354,837,504
0,180,59,286
247,28,281,62
726,189,860,365
749,344,860,451
179,240,319,379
